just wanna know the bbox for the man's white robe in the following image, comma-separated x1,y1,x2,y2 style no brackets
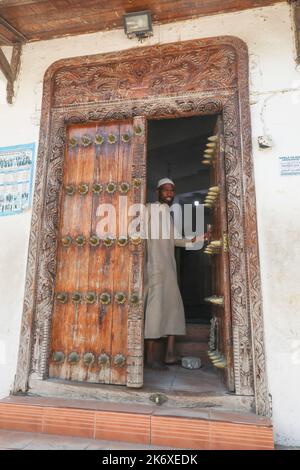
144,202,188,339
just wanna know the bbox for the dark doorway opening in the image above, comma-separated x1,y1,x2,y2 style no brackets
147,114,218,325
145,114,228,395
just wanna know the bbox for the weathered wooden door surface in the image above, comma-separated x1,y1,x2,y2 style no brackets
205,116,234,391
49,117,146,385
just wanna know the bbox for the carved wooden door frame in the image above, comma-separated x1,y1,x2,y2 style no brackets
14,36,270,416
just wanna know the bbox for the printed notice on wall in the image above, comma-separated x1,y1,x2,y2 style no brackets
0,143,35,216
280,156,300,177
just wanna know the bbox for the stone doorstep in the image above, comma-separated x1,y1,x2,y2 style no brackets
0,395,274,450
27,377,254,412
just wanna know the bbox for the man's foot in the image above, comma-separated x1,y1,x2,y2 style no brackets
146,361,169,371
164,355,182,365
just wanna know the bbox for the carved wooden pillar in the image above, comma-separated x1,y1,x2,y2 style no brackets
0,44,22,103
292,0,300,64
0,15,26,103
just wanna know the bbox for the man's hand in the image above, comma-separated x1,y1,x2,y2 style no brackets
204,231,211,242
190,232,211,244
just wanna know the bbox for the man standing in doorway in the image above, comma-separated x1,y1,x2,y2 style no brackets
144,178,203,369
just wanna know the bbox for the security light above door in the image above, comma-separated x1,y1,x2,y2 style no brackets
123,11,153,41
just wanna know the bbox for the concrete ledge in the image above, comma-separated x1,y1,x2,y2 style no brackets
0,396,274,450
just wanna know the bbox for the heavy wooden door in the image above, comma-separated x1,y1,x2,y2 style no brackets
49,117,146,385
204,116,234,391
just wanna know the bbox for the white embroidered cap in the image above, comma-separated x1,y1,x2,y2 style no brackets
157,178,175,188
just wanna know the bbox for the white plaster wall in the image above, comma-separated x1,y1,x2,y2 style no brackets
0,3,300,445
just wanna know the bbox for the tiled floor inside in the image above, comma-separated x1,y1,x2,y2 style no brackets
144,363,226,394
0,429,175,450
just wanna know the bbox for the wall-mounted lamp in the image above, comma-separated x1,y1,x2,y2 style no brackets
123,11,153,41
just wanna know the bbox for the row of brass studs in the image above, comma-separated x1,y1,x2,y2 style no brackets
56,291,140,305
52,351,126,368
70,134,124,147
61,234,141,248
202,135,219,166
204,295,224,307
204,185,220,209
65,181,136,196
69,127,144,148
207,350,227,369
204,239,222,256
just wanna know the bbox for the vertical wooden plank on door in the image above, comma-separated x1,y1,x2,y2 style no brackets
68,125,95,382
49,126,78,379
49,124,95,381
127,116,147,388
87,121,120,383
110,120,133,385
209,116,234,391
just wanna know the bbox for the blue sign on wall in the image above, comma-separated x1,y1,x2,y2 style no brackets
280,156,300,176
0,143,35,216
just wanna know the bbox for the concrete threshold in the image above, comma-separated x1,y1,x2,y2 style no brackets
27,377,255,413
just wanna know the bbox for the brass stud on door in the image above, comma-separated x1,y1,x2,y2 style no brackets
92,183,103,194
205,196,217,202
56,292,68,304
78,183,89,195
81,135,92,147
65,184,75,196
71,292,82,303
204,150,215,157
86,292,97,304
204,296,224,307
208,186,220,194
121,133,131,143
207,350,218,358
210,240,222,248
114,354,126,368
106,182,117,194
95,134,104,145
119,182,130,194
69,137,78,148
89,234,100,247
206,142,217,149
99,292,111,305
214,359,227,369
132,178,142,188
130,293,139,304
98,353,110,367
208,135,219,142
118,236,128,247
133,125,143,136
68,352,80,364
108,134,117,144
52,351,65,363
103,235,114,247
83,352,95,365
75,235,86,247
115,292,127,305
61,235,72,247
208,351,221,360
130,233,141,245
